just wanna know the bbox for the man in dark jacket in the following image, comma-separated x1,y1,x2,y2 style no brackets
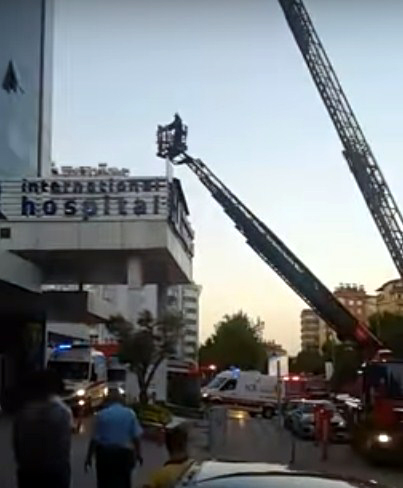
13,369,73,488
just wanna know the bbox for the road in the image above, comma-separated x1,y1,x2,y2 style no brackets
209,409,403,488
1,410,402,488
0,417,168,488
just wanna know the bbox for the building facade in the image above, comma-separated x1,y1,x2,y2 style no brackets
300,283,381,353
167,283,201,364
376,279,403,315
0,0,53,178
333,283,371,320
300,308,327,352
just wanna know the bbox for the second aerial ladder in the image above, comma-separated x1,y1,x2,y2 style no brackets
277,0,403,278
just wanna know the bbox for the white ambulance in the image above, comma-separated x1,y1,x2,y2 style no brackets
201,369,279,418
47,343,108,414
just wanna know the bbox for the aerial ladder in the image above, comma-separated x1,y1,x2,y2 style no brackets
156,117,382,356
277,0,403,279
157,118,403,459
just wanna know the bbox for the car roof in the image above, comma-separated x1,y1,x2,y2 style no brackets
184,461,387,488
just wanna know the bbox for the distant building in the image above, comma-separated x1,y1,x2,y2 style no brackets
334,283,371,320
266,340,287,357
167,283,201,365
300,309,327,353
376,279,403,316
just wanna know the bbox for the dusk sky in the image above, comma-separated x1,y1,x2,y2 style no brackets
52,1,403,354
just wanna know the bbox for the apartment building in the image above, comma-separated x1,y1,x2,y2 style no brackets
167,283,201,365
376,279,403,315
300,309,327,352
333,283,372,320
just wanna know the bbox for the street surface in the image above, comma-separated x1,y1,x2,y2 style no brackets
1,410,402,488
0,417,168,488
209,409,403,488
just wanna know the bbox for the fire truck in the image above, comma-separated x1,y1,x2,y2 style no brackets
283,374,329,401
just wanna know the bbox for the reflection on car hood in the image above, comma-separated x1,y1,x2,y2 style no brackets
194,461,291,482
189,461,386,487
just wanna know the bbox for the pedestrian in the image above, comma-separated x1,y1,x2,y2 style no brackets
12,369,73,488
144,425,194,488
85,387,143,488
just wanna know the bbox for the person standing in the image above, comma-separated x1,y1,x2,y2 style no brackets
144,425,193,488
85,388,143,488
13,369,73,488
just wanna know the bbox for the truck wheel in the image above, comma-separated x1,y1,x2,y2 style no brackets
262,407,274,419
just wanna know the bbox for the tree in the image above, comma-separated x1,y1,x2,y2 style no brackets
199,311,267,371
320,339,363,390
108,310,184,404
369,312,403,358
290,349,325,375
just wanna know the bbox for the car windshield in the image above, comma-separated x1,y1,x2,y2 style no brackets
300,402,334,414
207,376,228,390
300,404,315,414
370,363,403,399
48,360,89,381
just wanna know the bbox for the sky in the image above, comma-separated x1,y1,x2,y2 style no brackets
52,0,403,354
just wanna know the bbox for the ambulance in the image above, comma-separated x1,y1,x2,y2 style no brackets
201,369,279,418
47,343,108,414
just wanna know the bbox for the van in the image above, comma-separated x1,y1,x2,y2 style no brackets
201,369,278,418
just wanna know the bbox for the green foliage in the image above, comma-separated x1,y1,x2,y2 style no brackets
369,312,403,358
199,311,267,371
132,402,172,426
107,310,184,404
290,349,325,375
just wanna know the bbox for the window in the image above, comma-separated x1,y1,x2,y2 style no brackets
349,299,355,306
220,379,237,391
357,300,363,306
0,227,11,239
357,307,362,315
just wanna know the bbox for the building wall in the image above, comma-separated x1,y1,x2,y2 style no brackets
0,0,53,177
300,308,334,353
334,284,369,320
301,308,323,352
167,283,201,364
376,279,403,315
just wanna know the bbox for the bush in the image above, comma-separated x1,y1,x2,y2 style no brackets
132,402,172,426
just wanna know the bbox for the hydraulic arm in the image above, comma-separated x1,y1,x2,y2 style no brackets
157,120,383,355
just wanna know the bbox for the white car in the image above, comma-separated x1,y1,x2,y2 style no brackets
172,461,389,488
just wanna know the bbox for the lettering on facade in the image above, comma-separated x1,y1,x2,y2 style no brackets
0,176,194,255
0,178,167,221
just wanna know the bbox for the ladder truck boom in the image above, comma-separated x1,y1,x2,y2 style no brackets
157,119,383,355
277,0,403,278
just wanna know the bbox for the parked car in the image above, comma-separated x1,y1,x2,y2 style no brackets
291,400,348,442
172,460,390,488
282,399,303,430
